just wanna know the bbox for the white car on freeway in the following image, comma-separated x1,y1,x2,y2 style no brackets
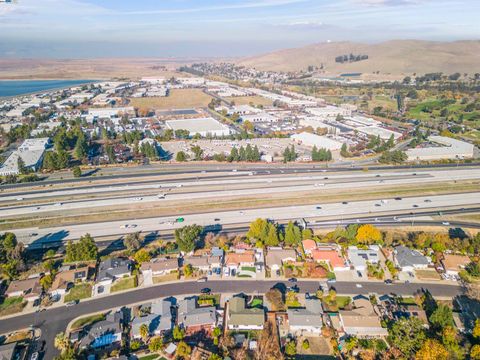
121,224,137,229
133,197,143,201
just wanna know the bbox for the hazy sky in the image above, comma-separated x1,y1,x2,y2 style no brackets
0,0,478,58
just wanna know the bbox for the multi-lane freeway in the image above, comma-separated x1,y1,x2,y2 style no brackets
0,279,465,360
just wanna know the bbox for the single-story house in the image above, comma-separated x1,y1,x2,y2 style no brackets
151,299,174,333
225,251,256,276
131,314,161,339
265,248,296,273
183,256,211,272
5,277,42,302
339,295,388,337
347,246,380,272
287,298,324,335
302,239,317,255
394,246,429,272
394,305,429,327
79,311,124,349
50,265,91,296
93,258,132,296
311,249,349,271
441,254,471,277
140,258,178,276
227,296,264,330
177,297,217,333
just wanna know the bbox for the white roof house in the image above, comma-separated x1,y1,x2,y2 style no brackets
347,246,381,272
166,117,233,137
291,132,343,151
406,136,475,161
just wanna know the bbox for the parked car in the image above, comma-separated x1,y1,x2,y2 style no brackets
66,300,79,307
384,279,393,285
200,288,211,294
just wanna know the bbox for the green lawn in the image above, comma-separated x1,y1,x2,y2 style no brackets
152,272,178,284
64,283,92,302
251,298,263,308
71,313,105,330
111,276,137,293
240,266,256,272
138,355,165,360
336,296,351,309
0,296,26,316
199,294,221,306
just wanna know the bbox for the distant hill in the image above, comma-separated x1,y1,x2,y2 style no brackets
238,40,480,78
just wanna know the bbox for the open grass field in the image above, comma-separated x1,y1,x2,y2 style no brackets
64,283,92,302
225,95,273,107
130,89,212,111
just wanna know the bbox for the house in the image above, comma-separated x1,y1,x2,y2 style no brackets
93,258,132,296
140,258,178,276
302,239,317,255
394,246,429,272
394,305,429,327
5,277,42,302
184,256,211,272
265,248,296,274
177,297,217,332
225,251,256,276
227,296,264,330
50,265,91,296
79,311,124,349
339,295,388,337
0,342,17,360
131,314,161,339
347,246,380,272
311,249,349,271
287,298,324,335
441,254,471,278
150,299,174,333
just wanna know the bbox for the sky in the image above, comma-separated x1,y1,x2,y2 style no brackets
0,0,479,58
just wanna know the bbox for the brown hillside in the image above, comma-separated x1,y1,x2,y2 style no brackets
238,40,480,77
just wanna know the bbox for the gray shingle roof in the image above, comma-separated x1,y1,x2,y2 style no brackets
395,246,429,268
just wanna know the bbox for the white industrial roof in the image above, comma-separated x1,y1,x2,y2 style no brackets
357,126,402,140
166,117,230,133
291,132,343,150
406,136,475,160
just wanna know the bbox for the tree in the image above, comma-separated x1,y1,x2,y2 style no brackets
130,340,141,351
175,225,202,253
183,263,193,277
54,332,70,352
213,327,222,346
387,317,426,357
284,221,301,246
471,345,480,360
208,354,222,360
17,157,29,175
265,224,279,246
246,218,269,243
265,288,285,311
40,274,54,290
415,339,449,360
356,224,383,244
429,304,454,332
302,228,313,240
134,249,151,264
191,145,204,161
64,234,97,263
148,336,163,352
379,150,407,164
340,143,350,157
285,340,296,358
72,166,82,178
140,323,149,342
173,325,185,341
123,232,142,252
176,341,191,358
473,319,480,338
176,151,187,162
74,133,88,160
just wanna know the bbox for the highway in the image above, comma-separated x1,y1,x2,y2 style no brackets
1,168,479,218
0,279,465,359
13,192,480,247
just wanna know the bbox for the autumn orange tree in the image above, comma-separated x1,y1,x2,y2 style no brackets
415,339,449,360
356,224,383,244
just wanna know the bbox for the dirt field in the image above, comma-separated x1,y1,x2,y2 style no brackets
225,95,273,107
130,89,213,111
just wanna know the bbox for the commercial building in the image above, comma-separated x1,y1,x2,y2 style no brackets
291,132,343,151
88,107,135,119
0,138,50,176
166,117,233,137
406,136,475,161
306,106,352,119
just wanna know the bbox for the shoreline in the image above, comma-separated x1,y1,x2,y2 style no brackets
0,79,101,99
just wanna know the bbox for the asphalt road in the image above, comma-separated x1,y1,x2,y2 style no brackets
14,191,480,246
0,279,465,359
1,162,478,190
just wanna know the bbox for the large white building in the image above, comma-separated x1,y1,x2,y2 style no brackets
406,136,475,161
88,107,135,119
291,132,343,151
306,106,352,119
0,138,50,176
166,117,233,137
